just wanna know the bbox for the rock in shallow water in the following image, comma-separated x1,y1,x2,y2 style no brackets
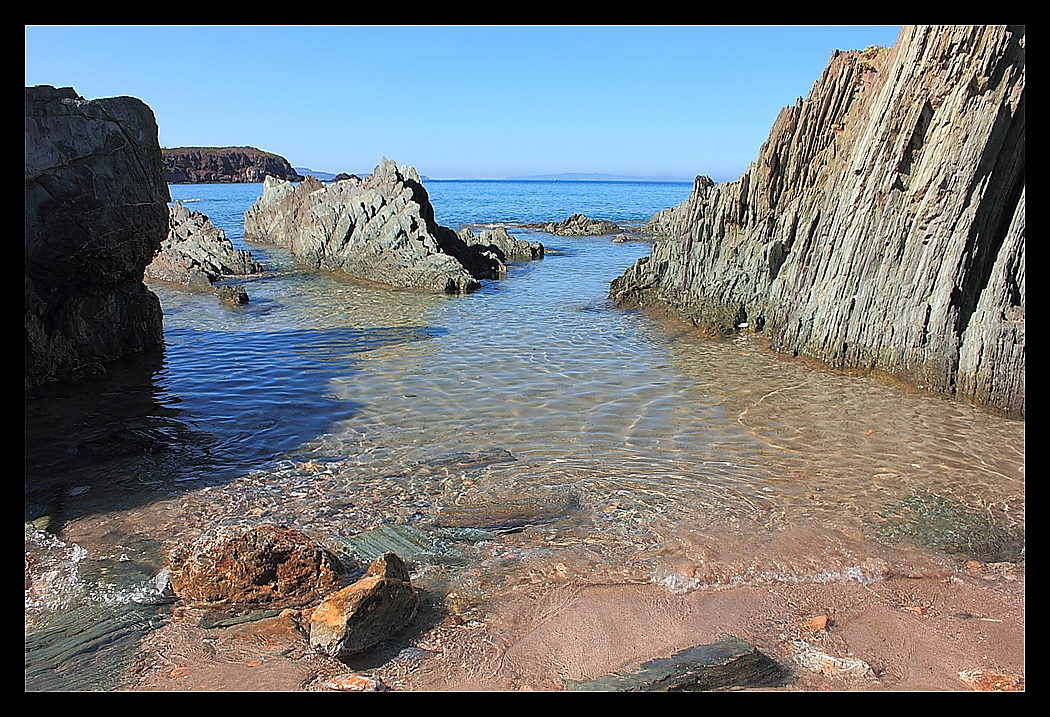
309,552,418,657
564,636,788,691
146,201,262,289
244,159,481,293
168,525,347,608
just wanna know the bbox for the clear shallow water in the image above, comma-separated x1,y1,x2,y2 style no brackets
25,180,1024,688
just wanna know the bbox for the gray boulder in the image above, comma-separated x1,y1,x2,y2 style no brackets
146,201,262,290
244,159,482,293
25,86,169,388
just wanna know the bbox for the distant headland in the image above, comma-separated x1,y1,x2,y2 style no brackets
162,146,303,184
504,173,692,182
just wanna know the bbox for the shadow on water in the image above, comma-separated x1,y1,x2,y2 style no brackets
25,324,442,531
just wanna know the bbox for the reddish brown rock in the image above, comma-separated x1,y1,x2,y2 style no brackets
801,615,830,632
958,670,1025,692
162,146,303,184
324,674,385,692
309,552,418,657
168,525,346,608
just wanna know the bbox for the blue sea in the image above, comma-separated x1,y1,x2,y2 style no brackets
25,179,1024,690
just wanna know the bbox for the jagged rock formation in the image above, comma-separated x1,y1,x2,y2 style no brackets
611,26,1025,415
244,159,540,293
146,201,262,290
162,146,303,184
536,214,623,236
25,86,169,388
458,226,545,270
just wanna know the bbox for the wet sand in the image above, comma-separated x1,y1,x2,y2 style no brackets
123,533,1024,692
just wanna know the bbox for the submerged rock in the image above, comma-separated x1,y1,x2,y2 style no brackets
146,201,262,291
564,636,787,691
789,641,876,680
309,552,418,657
244,159,484,293
168,525,347,609
611,26,1025,415
25,85,169,388
214,284,250,305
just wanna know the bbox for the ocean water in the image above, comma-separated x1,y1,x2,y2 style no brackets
24,180,1024,690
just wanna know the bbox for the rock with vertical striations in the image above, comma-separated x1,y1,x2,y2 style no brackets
25,86,170,389
611,26,1025,415
243,159,485,293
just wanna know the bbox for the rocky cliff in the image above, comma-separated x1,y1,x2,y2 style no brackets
146,202,263,290
163,146,303,184
26,86,170,388
244,159,541,293
611,26,1024,415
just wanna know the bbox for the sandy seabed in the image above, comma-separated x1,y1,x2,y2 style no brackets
123,549,1024,692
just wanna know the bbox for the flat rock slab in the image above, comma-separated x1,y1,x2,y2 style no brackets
564,636,787,691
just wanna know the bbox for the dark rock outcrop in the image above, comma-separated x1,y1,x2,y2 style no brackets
168,525,347,608
25,86,169,389
244,159,514,293
146,201,262,291
564,637,787,691
538,214,623,236
458,226,544,262
162,146,303,184
611,26,1025,415
309,552,418,657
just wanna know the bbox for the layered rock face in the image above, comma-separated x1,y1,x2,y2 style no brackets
26,86,170,388
244,159,505,293
162,146,303,184
611,26,1025,415
146,201,262,290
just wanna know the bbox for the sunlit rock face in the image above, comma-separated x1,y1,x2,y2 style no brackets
244,159,484,294
612,26,1025,415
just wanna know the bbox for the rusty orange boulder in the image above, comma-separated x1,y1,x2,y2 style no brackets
168,525,346,608
310,552,418,657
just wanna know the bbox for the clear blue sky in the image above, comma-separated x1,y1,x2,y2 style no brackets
26,26,903,181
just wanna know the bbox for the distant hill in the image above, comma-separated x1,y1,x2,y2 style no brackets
504,172,692,182
294,167,339,182
163,147,302,184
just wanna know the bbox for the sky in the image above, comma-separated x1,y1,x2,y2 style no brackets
26,26,903,181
